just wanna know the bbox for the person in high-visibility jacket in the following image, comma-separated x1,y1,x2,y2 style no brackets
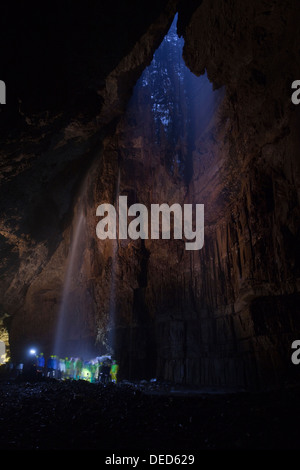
75,357,83,380
65,357,71,379
110,360,119,383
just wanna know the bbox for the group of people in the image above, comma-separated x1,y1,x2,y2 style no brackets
32,353,119,384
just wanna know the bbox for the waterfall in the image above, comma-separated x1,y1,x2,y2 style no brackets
107,167,120,355
54,203,86,357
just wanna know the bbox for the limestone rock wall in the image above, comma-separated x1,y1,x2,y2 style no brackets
92,0,300,389
174,0,300,388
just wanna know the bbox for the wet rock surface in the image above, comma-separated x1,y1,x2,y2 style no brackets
0,376,299,450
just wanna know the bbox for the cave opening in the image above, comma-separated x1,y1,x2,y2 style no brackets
127,13,219,184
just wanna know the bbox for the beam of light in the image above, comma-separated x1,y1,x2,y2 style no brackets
107,167,121,356
130,13,224,181
54,207,86,358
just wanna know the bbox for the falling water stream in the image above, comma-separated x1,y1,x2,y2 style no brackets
54,204,86,357
107,167,120,355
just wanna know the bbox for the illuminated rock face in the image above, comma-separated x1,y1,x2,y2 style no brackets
1,1,300,389
0,315,10,362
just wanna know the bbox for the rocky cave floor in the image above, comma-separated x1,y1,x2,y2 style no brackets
0,372,300,452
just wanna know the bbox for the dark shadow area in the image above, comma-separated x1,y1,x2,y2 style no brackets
0,370,300,450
